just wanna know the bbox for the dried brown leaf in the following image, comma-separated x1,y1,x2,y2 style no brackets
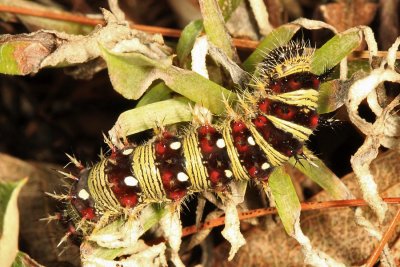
320,0,378,32
211,150,400,266
378,0,399,49
0,153,80,267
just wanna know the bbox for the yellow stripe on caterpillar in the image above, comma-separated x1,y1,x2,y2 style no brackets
266,115,313,142
267,89,319,108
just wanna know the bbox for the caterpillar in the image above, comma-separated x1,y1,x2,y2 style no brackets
59,40,322,243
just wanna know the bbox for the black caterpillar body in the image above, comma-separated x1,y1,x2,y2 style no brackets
66,41,322,234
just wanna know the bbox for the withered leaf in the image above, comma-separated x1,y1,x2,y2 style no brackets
320,0,378,32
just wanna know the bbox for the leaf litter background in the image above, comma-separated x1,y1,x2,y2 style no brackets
0,0,400,266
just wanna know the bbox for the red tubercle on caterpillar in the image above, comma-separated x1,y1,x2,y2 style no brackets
274,104,297,120
247,166,258,178
68,224,77,235
231,121,251,153
200,138,214,154
80,207,96,220
198,125,221,154
253,115,268,128
234,136,249,153
269,80,282,93
168,189,187,201
288,77,302,90
209,169,221,184
258,99,271,113
310,114,319,128
70,197,99,222
155,141,167,155
120,195,138,207
161,170,173,186
198,124,216,136
312,76,320,89
232,121,246,133
162,130,175,139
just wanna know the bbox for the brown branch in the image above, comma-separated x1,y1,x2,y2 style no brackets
365,207,400,267
0,4,104,26
1,4,400,56
181,197,400,237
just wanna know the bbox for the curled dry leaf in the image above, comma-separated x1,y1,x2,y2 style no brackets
0,9,172,79
220,196,246,261
0,32,57,75
345,46,400,226
211,150,400,266
160,210,184,267
82,204,170,265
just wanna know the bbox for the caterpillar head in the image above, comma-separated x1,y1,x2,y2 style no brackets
251,42,321,95
68,169,99,223
261,41,314,80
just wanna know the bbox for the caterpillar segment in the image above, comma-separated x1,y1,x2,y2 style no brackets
64,42,323,238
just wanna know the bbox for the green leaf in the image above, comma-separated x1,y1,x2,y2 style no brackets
311,30,362,75
11,251,43,267
176,20,204,68
199,0,235,59
142,204,169,231
113,97,193,137
176,1,241,67
100,46,173,100
101,47,235,115
136,82,173,108
317,80,342,114
163,67,237,115
0,42,21,75
289,155,352,200
242,24,300,73
218,0,243,20
268,167,300,235
89,246,134,261
0,178,28,267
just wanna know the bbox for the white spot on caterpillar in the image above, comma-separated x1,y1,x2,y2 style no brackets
78,189,90,200
261,162,270,170
124,176,138,187
122,148,134,155
224,169,233,178
247,136,256,146
170,141,181,150
216,138,226,148
177,172,189,182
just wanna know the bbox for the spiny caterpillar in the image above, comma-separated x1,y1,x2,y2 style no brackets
57,41,322,245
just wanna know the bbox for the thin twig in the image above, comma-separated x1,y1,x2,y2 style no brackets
365,207,400,267
0,4,258,50
182,197,400,237
1,4,399,56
